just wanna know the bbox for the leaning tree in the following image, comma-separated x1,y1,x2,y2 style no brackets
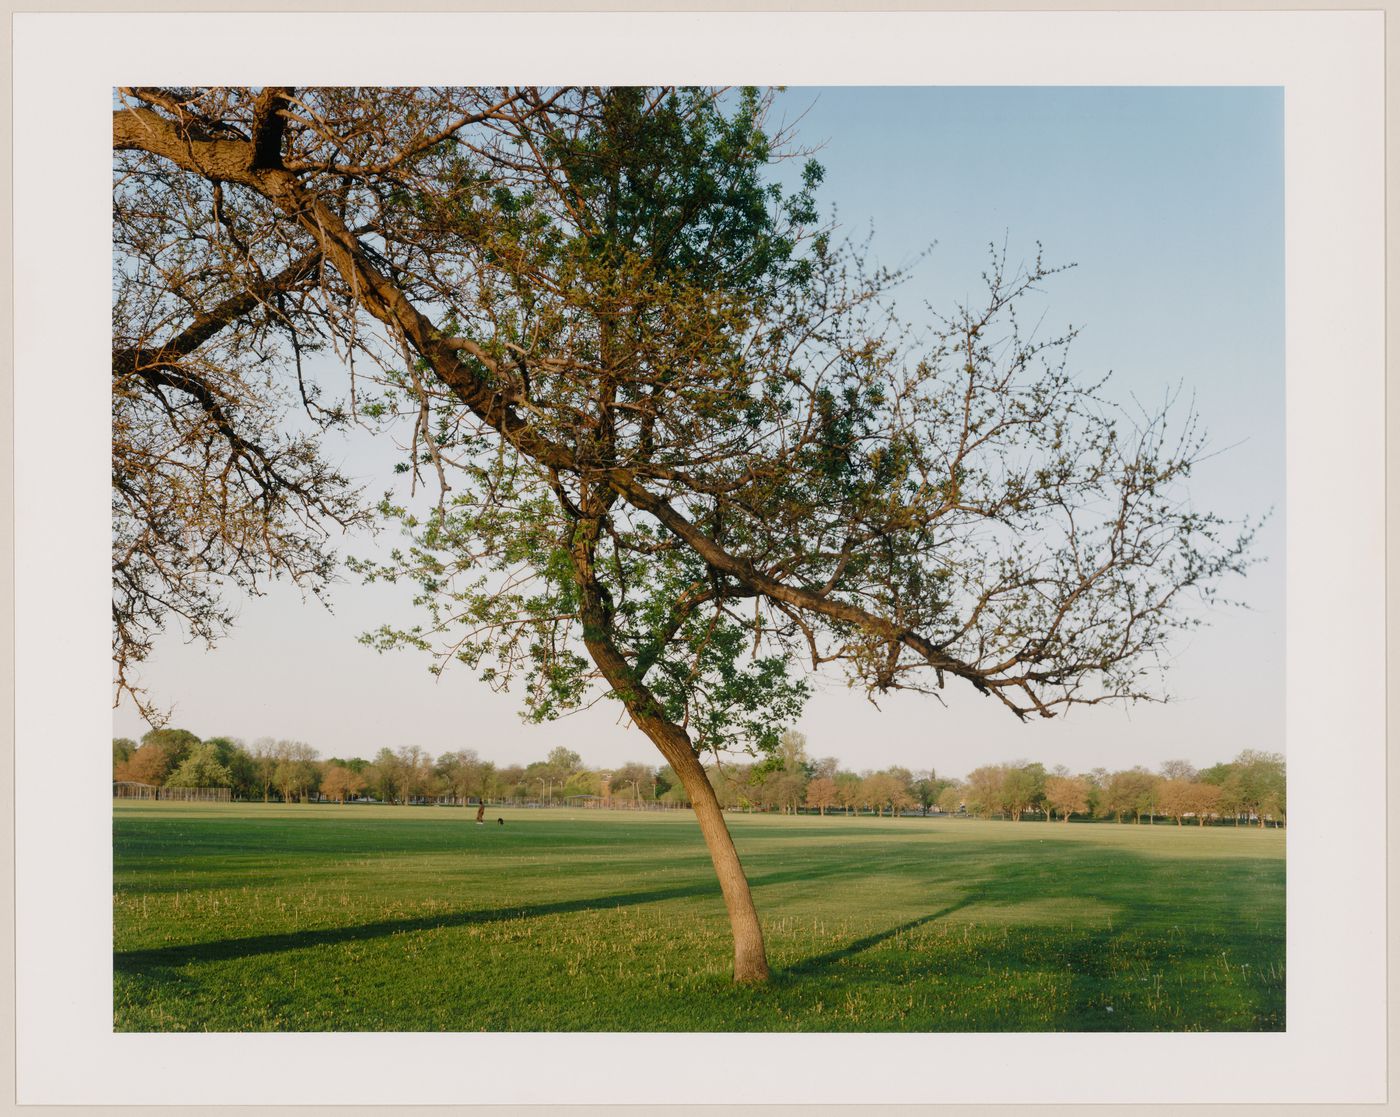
113,86,1252,982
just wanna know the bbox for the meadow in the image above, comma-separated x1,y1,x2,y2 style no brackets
113,802,1284,1032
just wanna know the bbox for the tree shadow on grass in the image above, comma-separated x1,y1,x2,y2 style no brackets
776,841,1285,1031
113,859,874,976
783,899,976,977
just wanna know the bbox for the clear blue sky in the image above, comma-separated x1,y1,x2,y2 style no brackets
114,87,1284,779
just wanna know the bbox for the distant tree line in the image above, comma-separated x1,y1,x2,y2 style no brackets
113,732,593,807
112,729,1284,826
943,751,1285,827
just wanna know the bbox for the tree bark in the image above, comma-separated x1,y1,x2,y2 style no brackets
587,673,770,982
666,738,771,982
569,518,770,983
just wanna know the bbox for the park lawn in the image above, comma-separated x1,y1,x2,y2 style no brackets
113,802,1284,1032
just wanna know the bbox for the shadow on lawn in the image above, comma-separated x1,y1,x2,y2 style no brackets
112,859,874,975
778,841,1285,1030
784,845,1152,972
785,899,976,977
116,833,1282,1033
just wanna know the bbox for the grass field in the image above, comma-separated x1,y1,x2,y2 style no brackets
113,802,1284,1032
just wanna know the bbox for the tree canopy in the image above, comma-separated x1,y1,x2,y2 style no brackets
113,86,1254,982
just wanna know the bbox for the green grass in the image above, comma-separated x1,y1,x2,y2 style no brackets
113,802,1284,1032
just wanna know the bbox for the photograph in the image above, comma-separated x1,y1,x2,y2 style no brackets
111,83,1284,1033
9,8,1387,1108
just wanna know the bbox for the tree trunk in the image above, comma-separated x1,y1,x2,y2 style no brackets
570,525,770,983
631,711,769,981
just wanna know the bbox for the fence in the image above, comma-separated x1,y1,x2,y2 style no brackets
567,797,687,811
157,786,232,802
112,783,231,803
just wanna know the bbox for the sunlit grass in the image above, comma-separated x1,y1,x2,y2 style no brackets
114,802,1284,1031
